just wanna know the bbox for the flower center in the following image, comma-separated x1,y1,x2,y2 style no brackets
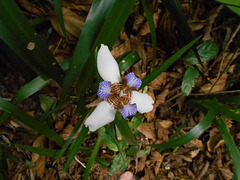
106,82,132,109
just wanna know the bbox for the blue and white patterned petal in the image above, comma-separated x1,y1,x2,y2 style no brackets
97,81,111,100
119,104,137,119
125,72,142,90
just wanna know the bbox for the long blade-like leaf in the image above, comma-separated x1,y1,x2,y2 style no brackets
0,97,64,145
214,117,240,179
151,108,216,153
140,36,201,89
83,136,102,180
60,0,115,99
0,0,65,84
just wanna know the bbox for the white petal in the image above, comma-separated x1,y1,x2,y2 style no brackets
131,91,154,113
97,44,121,83
85,101,117,132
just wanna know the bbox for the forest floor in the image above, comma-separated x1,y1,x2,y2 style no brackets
1,0,240,179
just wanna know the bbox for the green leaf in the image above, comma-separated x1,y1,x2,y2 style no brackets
141,36,201,89
213,117,240,179
17,145,57,157
216,0,240,6
83,136,102,180
115,112,137,146
53,0,67,39
54,109,91,164
109,152,130,174
151,108,217,153
118,51,140,73
192,99,240,122
0,77,51,124
0,97,64,146
60,0,115,99
39,94,57,112
181,67,199,96
184,41,219,65
0,0,65,85
63,125,89,172
104,125,125,159
99,129,118,152
128,114,145,129
141,0,157,67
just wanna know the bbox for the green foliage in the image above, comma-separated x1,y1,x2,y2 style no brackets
216,0,240,15
39,94,57,112
181,67,199,96
184,41,219,65
109,152,130,175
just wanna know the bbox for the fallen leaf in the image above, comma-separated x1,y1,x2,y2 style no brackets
32,135,46,178
60,124,79,140
137,122,156,141
200,73,228,93
50,7,85,40
138,9,161,36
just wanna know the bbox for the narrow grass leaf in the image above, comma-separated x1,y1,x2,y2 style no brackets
54,110,91,164
0,77,50,124
104,125,125,159
151,109,216,153
140,36,201,89
83,136,102,180
0,97,64,146
193,99,240,122
115,112,137,146
118,51,140,73
141,0,157,67
80,147,110,168
213,117,240,179
17,145,57,157
162,0,204,67
0,0,65,85
63,125,89,172
75,0,137,98
181,67,199,96
60,0,115,99
53,0,67,39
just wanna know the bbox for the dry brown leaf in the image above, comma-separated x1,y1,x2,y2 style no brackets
200,73,228,93
85,98,102,108
203,5,224,41
137,122,156,141
17,0,46,15
138,9,161,36
189,20,208,32
159,119,173,129
34,156,46,178
207,128,225,152
32,135,46,162
155,119,169,142
220,168,233,180
145,91,155,121
137,156,147,172
140,166,155,180
50,7,85,40
150,151,165,175
32,135,46,178
111,40,131,60
149,72,168,90
60,124,79,140
55,119,65,132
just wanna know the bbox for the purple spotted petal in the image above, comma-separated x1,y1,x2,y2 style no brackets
97,81,111,100
125,72,142,90
119,104,137,119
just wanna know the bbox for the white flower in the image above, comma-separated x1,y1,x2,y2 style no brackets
85,44,154,131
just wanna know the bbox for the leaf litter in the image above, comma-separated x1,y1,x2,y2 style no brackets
1,0,240,179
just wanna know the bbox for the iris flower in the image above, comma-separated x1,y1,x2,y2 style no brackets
85,44,154,132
